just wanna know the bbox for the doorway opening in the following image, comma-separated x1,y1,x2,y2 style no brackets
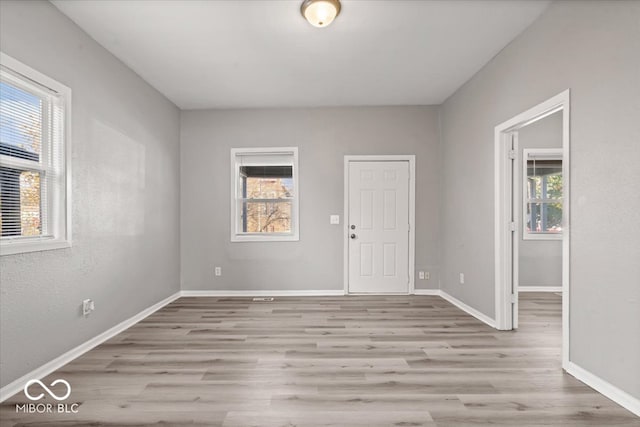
343,155,415,294
494,90,570,369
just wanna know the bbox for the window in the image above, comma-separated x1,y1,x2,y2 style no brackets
523,149,562,240
231,147,299,242
0,53,71,255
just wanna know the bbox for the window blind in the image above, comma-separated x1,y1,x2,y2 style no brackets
0,66,65,240
235,151,295,167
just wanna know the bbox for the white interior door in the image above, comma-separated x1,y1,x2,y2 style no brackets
348,161,410,293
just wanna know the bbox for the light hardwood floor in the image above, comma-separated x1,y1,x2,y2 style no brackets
2,293,638,426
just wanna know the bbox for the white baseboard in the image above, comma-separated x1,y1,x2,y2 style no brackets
0,291,181,402
180,290,345,297
438,290,497,328
566,361,640,417
413,289,441,296
413,289,496,328
518,286,562,292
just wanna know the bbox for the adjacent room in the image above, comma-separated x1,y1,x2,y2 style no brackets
1,0,638,425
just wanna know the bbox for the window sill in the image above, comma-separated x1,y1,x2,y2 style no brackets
231,233,299,243
523,233,562,241
1,239,71,256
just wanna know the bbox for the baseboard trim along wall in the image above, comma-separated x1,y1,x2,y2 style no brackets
413,289,496,328
566,361,640,417
519,286,563,292
0,291,182,402
438,290,497,328
413,289,440,296
181,290,346,297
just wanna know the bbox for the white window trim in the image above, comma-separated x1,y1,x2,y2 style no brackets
230,147,299,242
0,52,72,256
522,148,563,241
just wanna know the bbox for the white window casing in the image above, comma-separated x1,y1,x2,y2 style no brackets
0,53,71,255
230,147,299,242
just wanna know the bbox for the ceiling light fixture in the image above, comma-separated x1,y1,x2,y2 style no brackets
300,0,341,28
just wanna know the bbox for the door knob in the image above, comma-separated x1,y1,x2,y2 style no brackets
350,234,357,239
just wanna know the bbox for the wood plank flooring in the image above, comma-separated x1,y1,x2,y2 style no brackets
2,293,638,426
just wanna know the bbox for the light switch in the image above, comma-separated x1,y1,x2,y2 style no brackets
330,215,340,225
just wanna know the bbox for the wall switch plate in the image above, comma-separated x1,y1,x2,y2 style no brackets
418,271,425,280
425,271,430,280
459,273,465,284
215,267,222,276
330,215,340,225
82,299,95,317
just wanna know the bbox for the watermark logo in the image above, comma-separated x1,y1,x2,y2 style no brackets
24,379,71,401
16,379,79,414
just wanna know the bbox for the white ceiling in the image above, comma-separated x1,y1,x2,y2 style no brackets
51,0,550,110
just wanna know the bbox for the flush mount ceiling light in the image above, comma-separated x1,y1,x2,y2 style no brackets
301,0,341,28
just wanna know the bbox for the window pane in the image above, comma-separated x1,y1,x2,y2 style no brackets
525,156,563,238
245,177,294,200
542,173,562,200
238,164,294,234
526,202,562,233
240,166,293,200
239,166,293,234
0,81,42,161
526,159,562,200
0,167,41,237
241,201,292,233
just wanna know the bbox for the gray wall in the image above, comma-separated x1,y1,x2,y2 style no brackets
0,1,181,387
180,107,440,291
518,111,562,288
440,0,640,398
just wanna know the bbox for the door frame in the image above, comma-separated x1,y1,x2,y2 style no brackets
494,89,570,369
343,155,416,295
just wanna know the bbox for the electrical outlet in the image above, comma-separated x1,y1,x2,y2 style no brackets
425,271,430,280
82,299,95,317
418,271,425,280
215,267,222,276
459,273,465,284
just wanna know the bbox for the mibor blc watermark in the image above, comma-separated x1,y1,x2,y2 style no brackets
16,379,79,414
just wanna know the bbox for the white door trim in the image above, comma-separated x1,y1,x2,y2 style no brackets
344,155,416,295
494,89,570,369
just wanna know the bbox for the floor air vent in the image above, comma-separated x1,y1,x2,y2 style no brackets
252,297,275,302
